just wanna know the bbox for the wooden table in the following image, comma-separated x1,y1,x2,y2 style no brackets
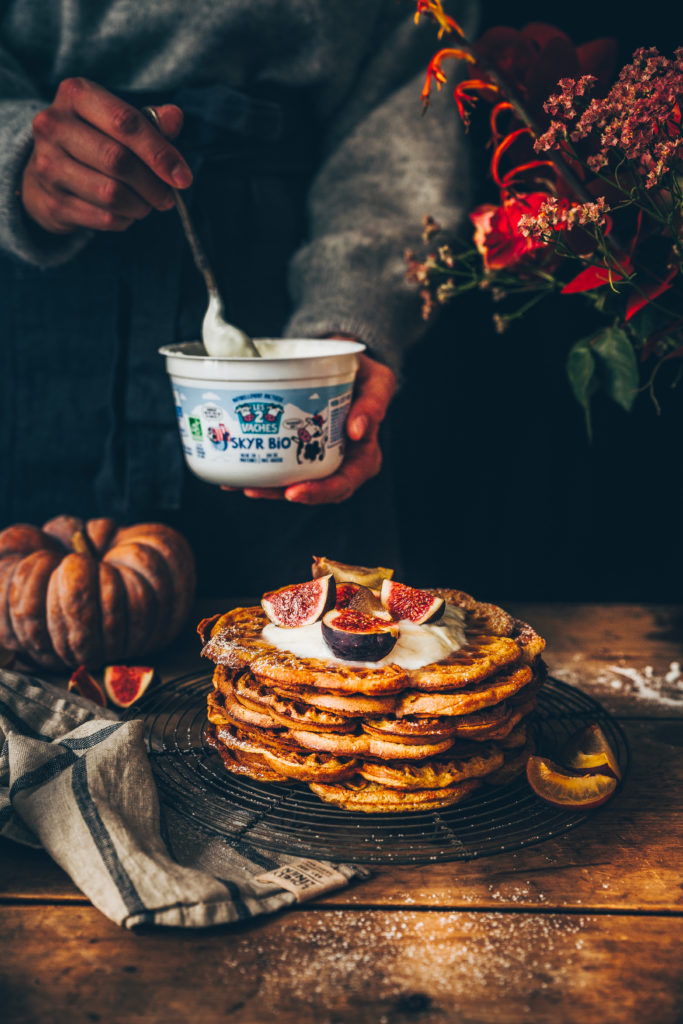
2,603,682,1023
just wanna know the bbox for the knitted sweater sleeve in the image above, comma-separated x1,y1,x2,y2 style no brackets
0,47,91,267
283,5,477,377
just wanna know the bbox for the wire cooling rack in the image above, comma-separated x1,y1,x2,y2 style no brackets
131,673,629,864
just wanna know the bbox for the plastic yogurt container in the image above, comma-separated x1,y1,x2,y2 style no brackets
159,338,365,487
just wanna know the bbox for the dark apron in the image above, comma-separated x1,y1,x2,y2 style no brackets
0,84,400,594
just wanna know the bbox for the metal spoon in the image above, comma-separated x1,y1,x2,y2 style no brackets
141,105,259,357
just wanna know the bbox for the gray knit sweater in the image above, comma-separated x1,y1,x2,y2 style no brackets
0,0,475,371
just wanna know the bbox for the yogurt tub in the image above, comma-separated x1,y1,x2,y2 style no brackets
159,338,365,487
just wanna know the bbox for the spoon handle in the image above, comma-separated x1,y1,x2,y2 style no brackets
141,105,259,357
141,105,219,299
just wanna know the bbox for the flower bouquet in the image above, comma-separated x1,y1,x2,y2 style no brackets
408,1,683,431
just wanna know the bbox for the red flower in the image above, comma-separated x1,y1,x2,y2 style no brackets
470,193,550,270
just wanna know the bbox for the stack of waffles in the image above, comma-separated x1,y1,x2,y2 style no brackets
200,589,546,813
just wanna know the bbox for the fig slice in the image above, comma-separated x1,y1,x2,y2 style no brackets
562,723,621,781
379,579,445,624
103,665,155,708
335,582,361,608
312,556,393,589
68,665,107,707
347,585,389,617
262,575,336,628
321,608,399,662
526,755,618,809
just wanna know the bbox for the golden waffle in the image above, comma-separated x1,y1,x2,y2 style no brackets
232,668,358,733
205,724,287,782
429,589,546,664
485,736,536,786
498,722,528,749
201,586,546,813
396,664,533,717
211,723,359,783
309,777,482,813
270,683,398,717
361,715,459,745
201,607,408,695
199,591,545,696
287,726,456,761
359,743,504,790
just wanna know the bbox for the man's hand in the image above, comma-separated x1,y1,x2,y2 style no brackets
228,351,396,504
21,78,192,235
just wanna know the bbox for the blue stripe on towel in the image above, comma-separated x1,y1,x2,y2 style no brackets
71,756,146,916
9,749,78,800
215,877,252,920
61,723,124,750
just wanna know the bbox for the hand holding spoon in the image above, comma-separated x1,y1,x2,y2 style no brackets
142,106,259,358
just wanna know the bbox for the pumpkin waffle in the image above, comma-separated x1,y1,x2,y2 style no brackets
309,777,483,813
199,588,545,696
485,736,537,786
207,723,358,783
229,667,358,733
358,743,504,789
201,582,545,813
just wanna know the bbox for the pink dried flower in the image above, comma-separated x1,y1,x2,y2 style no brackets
519,196,610,237
534,46,683,189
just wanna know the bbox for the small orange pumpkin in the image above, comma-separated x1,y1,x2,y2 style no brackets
0,516,196,670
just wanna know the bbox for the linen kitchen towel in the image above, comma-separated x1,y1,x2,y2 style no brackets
0,668,368,928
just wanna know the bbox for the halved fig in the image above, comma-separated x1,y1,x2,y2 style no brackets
312,556,393,589
562,723,621,781
348,585,389,617
103,665,155,708
335,582,361,608
68,665,107,707
321,608,399,662
526,755,617,809
262,575,336,628
379,579,445,624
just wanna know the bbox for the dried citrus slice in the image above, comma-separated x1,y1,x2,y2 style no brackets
526,755,617,809
68,665,106,706
103,665,155,708
562,723,621,780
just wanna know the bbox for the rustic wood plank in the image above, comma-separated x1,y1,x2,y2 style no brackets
2,720,681,914
1,905,681,1024
508,603,683,717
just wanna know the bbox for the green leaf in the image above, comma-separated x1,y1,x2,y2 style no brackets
592,326,639,412
566,337,596,439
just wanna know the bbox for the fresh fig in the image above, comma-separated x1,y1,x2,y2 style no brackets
312,556,393,589
347,585,388,617
262,574,336,628
321,608,398,662
335,582,361,608
380,579,445,624
103,665,155,708
68,665,107,707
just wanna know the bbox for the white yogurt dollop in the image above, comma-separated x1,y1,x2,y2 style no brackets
261,603,466,670
202,292,256,358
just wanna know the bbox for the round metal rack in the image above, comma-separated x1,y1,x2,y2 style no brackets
132,673,629,864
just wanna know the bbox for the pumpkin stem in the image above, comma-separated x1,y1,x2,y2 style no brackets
71,529,98,559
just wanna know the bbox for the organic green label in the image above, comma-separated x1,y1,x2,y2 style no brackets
188,416,203,439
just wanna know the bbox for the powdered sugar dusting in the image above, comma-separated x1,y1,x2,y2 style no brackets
219,910,592,1016
554,661,683,708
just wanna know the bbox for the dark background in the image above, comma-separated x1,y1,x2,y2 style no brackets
392,1,683,603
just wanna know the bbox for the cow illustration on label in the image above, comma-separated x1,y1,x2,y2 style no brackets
236,402,284,434
295,412,327,464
